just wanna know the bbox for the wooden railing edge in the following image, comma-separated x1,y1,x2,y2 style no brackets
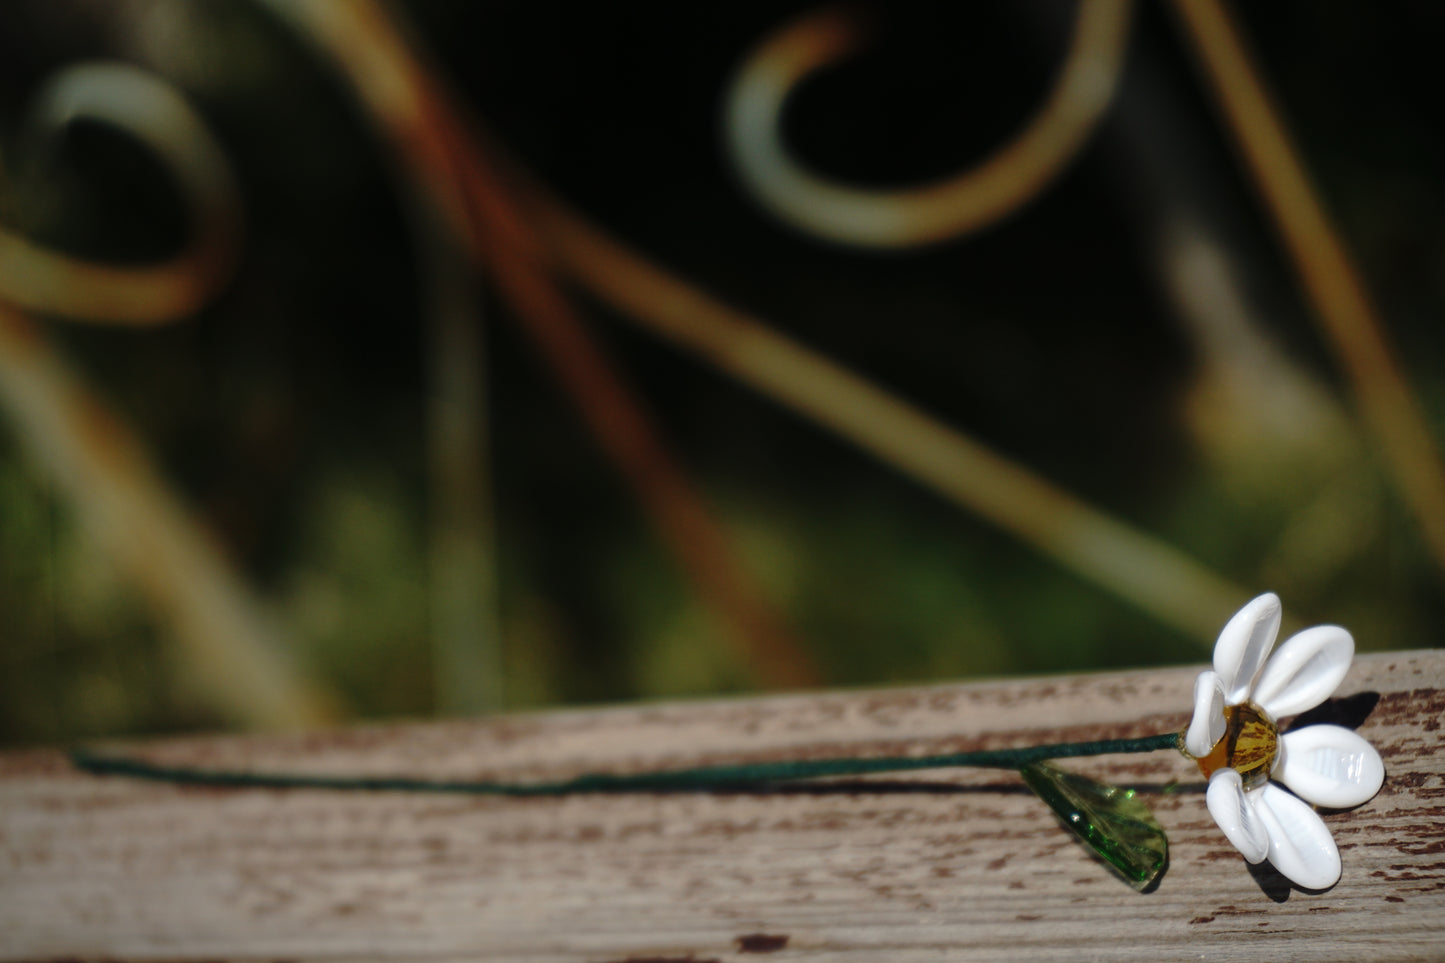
2,649,1442,962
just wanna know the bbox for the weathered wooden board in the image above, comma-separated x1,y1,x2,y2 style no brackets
2,650,1442,962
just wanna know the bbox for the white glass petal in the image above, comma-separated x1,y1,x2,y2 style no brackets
1205,768,1269,863
1252,783,1342,889
1185,671,1227,757
1254,625,1354,720
1214,593,1281,704
1277,725,1384,808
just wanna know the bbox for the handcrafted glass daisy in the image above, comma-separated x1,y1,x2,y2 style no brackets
1182,592,1384,889
70,589,1387,892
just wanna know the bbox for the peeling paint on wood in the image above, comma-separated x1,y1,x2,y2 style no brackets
1,651,1442,962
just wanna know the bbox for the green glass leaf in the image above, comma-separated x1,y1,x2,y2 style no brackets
1020,761,1168,891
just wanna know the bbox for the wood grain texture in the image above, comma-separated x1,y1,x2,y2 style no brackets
2,650,1442,962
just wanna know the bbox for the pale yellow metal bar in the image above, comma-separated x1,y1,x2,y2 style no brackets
1171,0,1445,579
0,60,334,728
416,198,505,714
0,303,340,729
271,0,1247,645
527,193,1249,646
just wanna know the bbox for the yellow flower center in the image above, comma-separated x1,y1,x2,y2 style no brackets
1192,703,1279,790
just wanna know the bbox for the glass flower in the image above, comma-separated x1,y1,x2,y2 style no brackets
1183,592,1384,888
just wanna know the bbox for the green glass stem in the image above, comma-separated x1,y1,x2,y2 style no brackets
70,732,1180,795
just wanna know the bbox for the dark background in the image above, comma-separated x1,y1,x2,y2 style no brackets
1,1,1441,744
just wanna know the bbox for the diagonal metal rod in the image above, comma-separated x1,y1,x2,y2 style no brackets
0,303,341,729
273,0,1251,649
1171,0,1445,581
267,0,820,690
523,191,1250,647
